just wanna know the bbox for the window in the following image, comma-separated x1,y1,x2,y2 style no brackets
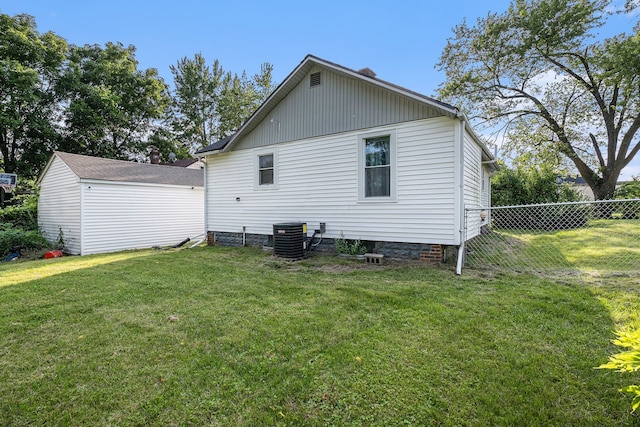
258,154,274,185
365,136,391,197
255,149,278,190
358,130,396,201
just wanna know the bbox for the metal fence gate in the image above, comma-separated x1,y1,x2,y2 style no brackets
464,199,640,274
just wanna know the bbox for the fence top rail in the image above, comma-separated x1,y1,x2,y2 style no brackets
465,198,640,212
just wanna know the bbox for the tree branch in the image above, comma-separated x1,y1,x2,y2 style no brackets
589,133,605,167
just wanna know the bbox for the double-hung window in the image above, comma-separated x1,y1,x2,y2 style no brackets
358,130,396,201
259,154,274,185
255,148,278,189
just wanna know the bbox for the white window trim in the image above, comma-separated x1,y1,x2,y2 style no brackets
357,128,397,203
254,148,278,190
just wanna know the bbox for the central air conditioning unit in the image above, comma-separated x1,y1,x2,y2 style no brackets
273,223,306,259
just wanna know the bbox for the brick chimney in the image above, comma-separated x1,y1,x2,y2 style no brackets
150,149,160,164
357,67,377,78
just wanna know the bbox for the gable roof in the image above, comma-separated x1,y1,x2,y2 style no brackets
38,152,204,187
196,54,494,163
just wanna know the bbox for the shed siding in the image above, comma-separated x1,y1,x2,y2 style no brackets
463,129,483,239
206,117,458,245
81,182,204,255
37,156,82,254
234,65,445,151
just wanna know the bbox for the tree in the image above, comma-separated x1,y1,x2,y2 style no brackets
218,63,274,138
169,55,274,153
57,42,169,159
491,161,584,206
437,0,640,200
169,53,224,152
0,13,67,177
615,175,640,199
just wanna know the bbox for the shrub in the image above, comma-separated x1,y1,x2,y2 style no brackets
335,234,367,255
0,188,39,230
613,178,640,219
492,203,592,230
0,224,50,259
598,329,640,413
491,165,584,207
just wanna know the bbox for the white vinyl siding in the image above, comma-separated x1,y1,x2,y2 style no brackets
234,65,446,151
463,129,483,240
38,154,204,256
206,117,458,245
81,182,204,255
37,156,82,254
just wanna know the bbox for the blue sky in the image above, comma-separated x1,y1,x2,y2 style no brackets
3,0,639,179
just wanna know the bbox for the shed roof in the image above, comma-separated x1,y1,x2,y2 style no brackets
41,152,204,187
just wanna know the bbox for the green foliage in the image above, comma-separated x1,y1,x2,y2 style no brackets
437,0,640,200
0,180,48,258
0,180,39,229
598,329,640,413
0,13,67,177
491,163,584,206
334,233,367,255
169,54,274,152
0,193,38,229
0,224,49,258
615,176,640,200
56,42,169,160
491,164,588,229
169,54,225,151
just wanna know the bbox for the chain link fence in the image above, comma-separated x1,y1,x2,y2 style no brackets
464,199,640,274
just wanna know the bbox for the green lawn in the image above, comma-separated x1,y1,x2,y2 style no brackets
466,219,640,272
1,247,639,426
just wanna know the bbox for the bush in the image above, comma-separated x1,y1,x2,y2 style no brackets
598,329,640,413
491,166,584,207
492,203,592,230
335,234,367,255
0,224,50,259
613,178,640,219
491,165,589,230
0,192,39,230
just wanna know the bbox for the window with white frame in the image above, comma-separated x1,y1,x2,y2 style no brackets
255,149,278,189
259,154,274,185
358,130,396,201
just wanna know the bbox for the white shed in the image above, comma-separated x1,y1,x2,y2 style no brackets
37,152,204,255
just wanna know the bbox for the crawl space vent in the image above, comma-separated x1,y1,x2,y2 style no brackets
310,72,321,87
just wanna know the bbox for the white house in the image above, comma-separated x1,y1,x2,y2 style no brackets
37,152,204,255
196,55,495,268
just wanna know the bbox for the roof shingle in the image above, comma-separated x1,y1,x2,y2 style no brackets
53,152,204,187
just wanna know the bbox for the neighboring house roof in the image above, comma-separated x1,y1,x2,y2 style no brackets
197,134,235,154
559,175,588,185
38,152,204,187
160,158,201,168
196,54,494,163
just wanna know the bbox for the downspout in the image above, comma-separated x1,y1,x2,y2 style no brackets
202,156,208,244
80,180,85,256
456,119,466,275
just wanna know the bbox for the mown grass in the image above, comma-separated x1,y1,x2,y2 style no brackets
467,219,640,272
1,247,639,426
